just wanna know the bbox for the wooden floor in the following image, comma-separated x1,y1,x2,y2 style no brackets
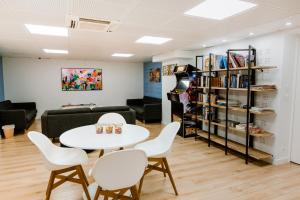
1,120,300,200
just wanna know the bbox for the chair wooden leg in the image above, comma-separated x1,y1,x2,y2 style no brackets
130,185,139,200
161,161,166,177
94,186,101,200
104,195,109,200
99,149,104,157
46,171,56,200
163,158,178,195
78,165,89,186
138,174,145,196
76,166,91,200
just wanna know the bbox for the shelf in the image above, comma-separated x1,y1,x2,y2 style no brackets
197,117,273,137
200,66,277,73
193,102,276,116
197,130,272,160
192,86,276,92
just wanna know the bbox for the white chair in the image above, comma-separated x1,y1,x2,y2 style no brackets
97,112,127,124
134,122,181,196
27,131,91,200
97,113,127,157
84,149,147,200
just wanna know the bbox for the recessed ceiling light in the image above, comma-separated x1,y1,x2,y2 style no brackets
222,39,227,43
285,22,292,26
43,49,69,54
112,53,134,57
249,32,254,36
202,44,207,48
25,24,68,37
136,36,172,45
184,0,257,20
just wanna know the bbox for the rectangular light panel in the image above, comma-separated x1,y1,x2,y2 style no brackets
136,36,172,45
43,49,69,54
25,24,68,37
184,0,257,20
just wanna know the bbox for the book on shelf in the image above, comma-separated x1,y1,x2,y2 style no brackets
197,76,210,87
240,75,249,88
236,74,241,88
202,106,216,120
229,53,238,68
228,52,255,69
217,99,240,107
250,84,276,90
215,55,227,70
198,93,205,102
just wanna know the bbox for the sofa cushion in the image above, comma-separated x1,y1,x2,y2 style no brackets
26,110,36,122
0,100,13,110
47,108,91,115
92,106,130,112
129,105,144,115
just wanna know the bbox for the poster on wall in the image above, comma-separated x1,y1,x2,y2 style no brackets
196,56,204,71
61,68,102,91
148,67,161,82
163,64,176,76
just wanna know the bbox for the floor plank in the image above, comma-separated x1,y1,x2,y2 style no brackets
0,120,300,200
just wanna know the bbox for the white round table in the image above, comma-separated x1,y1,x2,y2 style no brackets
59,124,150,151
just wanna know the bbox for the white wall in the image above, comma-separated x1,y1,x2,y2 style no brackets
289,35,300,164
3,57,143,118
155,31,300,164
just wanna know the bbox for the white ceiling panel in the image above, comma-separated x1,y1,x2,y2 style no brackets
70,0,139,21
0,0,299,62
1,0,68,15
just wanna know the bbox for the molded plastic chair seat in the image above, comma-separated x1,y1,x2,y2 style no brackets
134,139,168,158
97,112,127,124
135,122,180,158
46,147,88,169
84,149,147,200
134,122,180,196
28,131,88,170
97,113,128,157
28,131,91,200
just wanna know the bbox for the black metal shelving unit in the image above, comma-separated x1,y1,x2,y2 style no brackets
194,45,275,164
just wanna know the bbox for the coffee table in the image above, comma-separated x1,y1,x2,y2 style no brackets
59,124,150,156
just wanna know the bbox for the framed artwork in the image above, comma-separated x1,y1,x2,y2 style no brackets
148,67,161,82
163,64,176,76
61,68,102,91
196,56,204,71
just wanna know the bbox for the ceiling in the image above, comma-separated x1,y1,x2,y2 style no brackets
0,0,300,62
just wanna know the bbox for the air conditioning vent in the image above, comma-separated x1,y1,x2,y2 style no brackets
66,16,119,32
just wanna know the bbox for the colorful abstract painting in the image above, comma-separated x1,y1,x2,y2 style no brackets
62,68,102,91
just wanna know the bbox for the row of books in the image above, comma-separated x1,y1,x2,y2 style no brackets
228,52,254,69
197,94,240,107
202,52,255,71
216,99,240,107
200,107,216,120
197,76,210,87
210,74,250,88
197,93,217,104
